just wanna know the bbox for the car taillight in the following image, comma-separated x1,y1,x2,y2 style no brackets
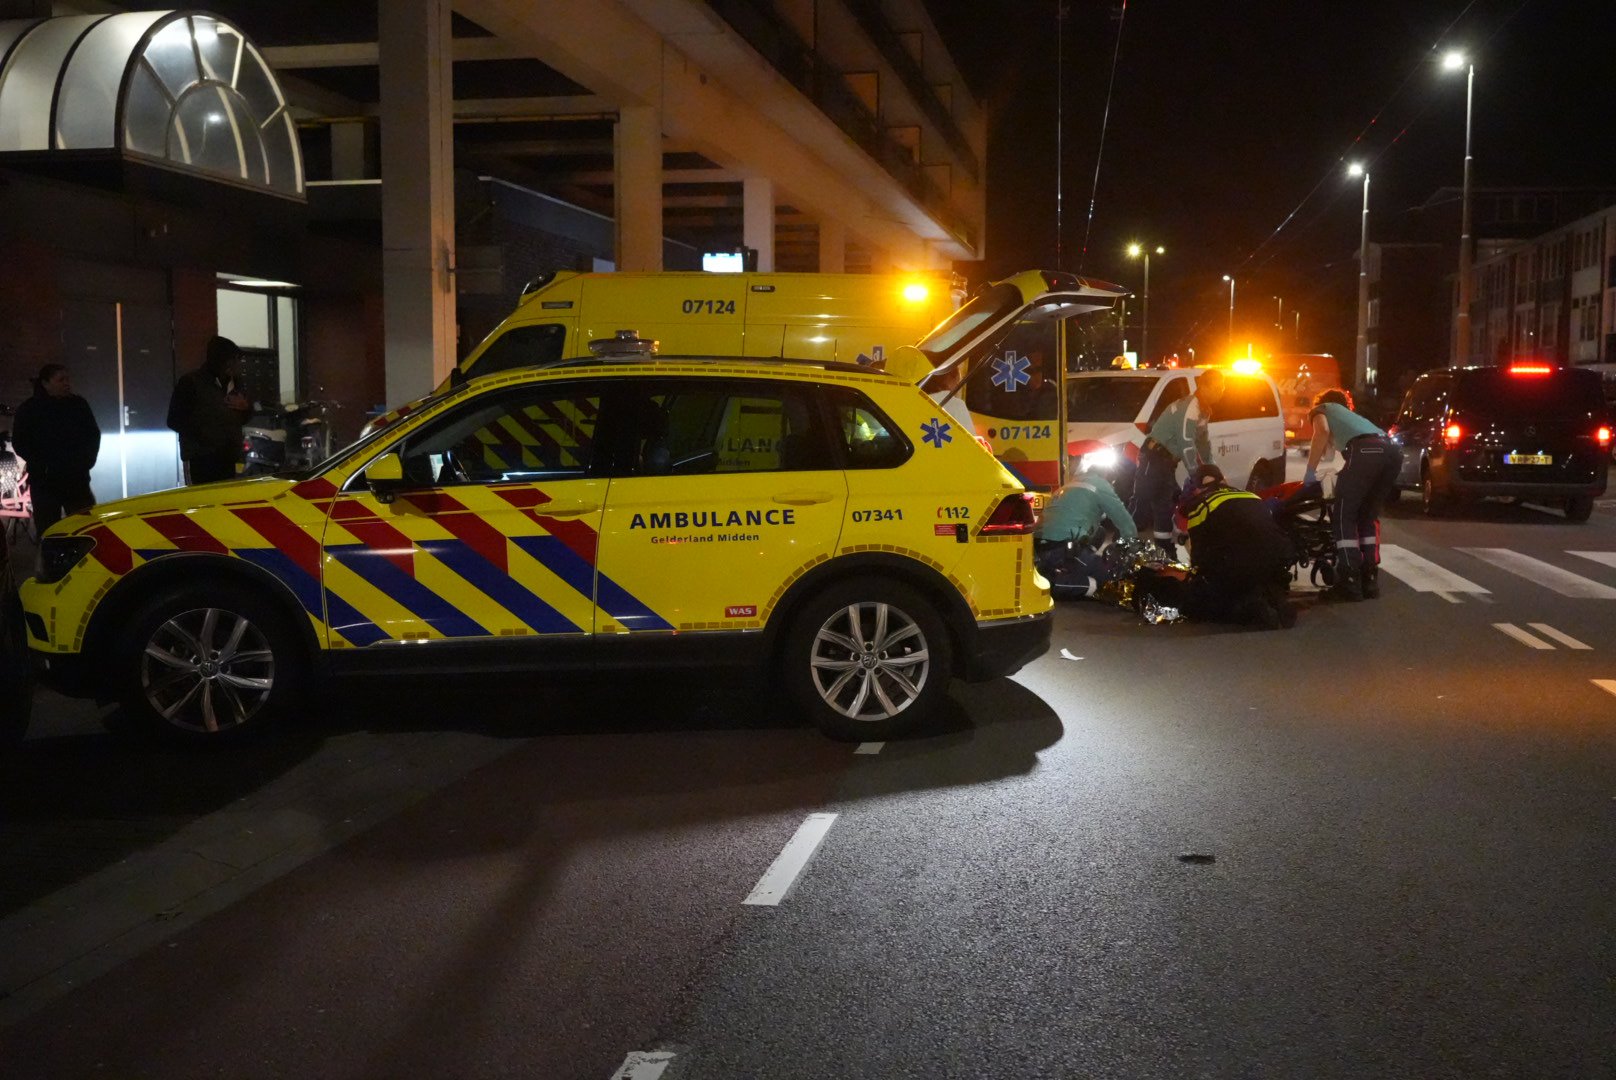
1508,362,1553,376
1443,422,1464,447
1598,425,1612,448
980,493,1037,536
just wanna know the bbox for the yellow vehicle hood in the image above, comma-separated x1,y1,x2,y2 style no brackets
49,476,300,536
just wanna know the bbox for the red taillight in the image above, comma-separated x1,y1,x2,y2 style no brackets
1444,423,1464,446
981,493,1037,536
1508,363,1553,376
1598,425,1612,448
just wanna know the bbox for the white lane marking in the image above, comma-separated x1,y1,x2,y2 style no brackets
1568,551,1616,571
1059,648,1084,661
743,812,838,906
1433,591,1462,605
1378,545,1490,595
1595,680,1616,698
854,742,884,755
1457,548,1616,599
1528,623,1592,650
1493,623,1554,650
610,1051,676,1079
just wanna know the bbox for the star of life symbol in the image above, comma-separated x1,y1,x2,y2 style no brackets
920,417,953,448
991,352,1031,392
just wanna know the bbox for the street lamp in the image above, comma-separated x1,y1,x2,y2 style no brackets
1273,295,1284,330
1127,243,1163,365
1349,162,1371,398
1444,50,1475,365
1221,274,1235,348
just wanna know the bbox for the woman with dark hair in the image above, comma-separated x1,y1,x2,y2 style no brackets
11,363,102,536
1303,387,1401,600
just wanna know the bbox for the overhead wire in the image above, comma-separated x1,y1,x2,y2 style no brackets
1076,0,1128,272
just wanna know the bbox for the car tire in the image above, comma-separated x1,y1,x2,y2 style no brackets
1421,470,1452,516
115,582,306,744
782,577,953,741
1565,495,1594,523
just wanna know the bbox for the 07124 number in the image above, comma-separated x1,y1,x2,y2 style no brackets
851,508,903,523
996,424,1052,440
681,298,737,314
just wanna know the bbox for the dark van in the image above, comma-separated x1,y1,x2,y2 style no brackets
1389,363,1612,521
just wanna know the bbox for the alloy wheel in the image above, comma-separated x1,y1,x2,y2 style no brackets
140,607,275,734
809,601,930,721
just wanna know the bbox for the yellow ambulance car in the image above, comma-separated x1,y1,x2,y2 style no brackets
21,273,1105,745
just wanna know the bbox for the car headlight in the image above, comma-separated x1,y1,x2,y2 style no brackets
1079,446,1119,472
37,535,96,585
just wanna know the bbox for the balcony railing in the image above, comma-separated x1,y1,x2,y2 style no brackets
703,0,975,251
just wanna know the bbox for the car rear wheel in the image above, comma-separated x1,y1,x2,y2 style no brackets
116,583,305,743
783,578,952,741
1565,495,1594,523
1421,470,1453,516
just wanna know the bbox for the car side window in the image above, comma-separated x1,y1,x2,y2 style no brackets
1148,378,1188,423
467,324,568,376
620,379,835,476
825,386,912,469
396,382,600,486
1209,379,1279,421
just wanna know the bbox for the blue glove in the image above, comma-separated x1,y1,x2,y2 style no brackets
1302,467,1318,487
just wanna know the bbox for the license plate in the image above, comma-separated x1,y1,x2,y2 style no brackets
1505,452,1552,465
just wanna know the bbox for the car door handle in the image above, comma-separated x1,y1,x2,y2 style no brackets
539,503,600,518
773,491,836,506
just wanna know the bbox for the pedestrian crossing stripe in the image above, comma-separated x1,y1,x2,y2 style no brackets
1456,548,1616,600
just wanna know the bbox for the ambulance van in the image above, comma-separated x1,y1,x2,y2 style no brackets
461,270,967,379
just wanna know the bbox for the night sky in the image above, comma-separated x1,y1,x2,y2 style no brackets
928,0,1616,365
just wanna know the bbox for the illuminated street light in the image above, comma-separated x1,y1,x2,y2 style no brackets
1128,243,1163,366
1350,163,1371,398
1221,274,1235,347
1444,50,1475,364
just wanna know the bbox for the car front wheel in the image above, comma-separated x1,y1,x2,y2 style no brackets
783,578,953,741
117,583,305,743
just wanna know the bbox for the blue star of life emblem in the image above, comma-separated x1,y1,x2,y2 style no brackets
920,417,953,448
991,352,1031,392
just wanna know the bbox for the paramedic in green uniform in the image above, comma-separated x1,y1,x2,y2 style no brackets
1304,388,1403,600
1129,369,1223,558
1034,468,1137,599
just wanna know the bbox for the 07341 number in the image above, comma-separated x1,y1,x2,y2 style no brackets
851,508,903,523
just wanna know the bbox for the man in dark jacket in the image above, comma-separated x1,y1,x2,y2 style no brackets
12,363,100,536
167,335,251,484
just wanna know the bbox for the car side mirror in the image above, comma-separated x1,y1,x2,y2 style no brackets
366,452,406,504
449,366,468,388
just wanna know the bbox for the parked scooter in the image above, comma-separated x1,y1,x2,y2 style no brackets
243,399,339,475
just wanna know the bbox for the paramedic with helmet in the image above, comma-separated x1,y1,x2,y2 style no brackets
1130,368,1224,558
1302,388,1402,601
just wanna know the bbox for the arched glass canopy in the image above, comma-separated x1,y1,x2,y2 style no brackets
0,10,303,198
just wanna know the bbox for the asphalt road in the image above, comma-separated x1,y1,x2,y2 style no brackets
2,494,1615,1078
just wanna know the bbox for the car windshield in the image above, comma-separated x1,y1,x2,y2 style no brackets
1453,368,1605,421
1066,377,1156,422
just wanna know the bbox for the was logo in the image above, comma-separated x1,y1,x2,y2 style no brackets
920,418,953,449
991,352,1032,392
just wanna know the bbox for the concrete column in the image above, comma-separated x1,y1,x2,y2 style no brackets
818,218,845,274
331,121,369,181
379,0,456,406
614,106,663,272
743,176,775,272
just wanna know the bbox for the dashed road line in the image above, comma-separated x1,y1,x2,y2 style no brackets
611,1051,676,1079
1378,545,1490,597
1527,623,1592,650
743,812,838,907
1494,623,1555,650
854,742,885,755
1458,548,1616,599
1595,679,1616,699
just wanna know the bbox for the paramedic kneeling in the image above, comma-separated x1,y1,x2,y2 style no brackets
1303,388,1403,601
1035,469,1137,599
1179,464,1296,629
